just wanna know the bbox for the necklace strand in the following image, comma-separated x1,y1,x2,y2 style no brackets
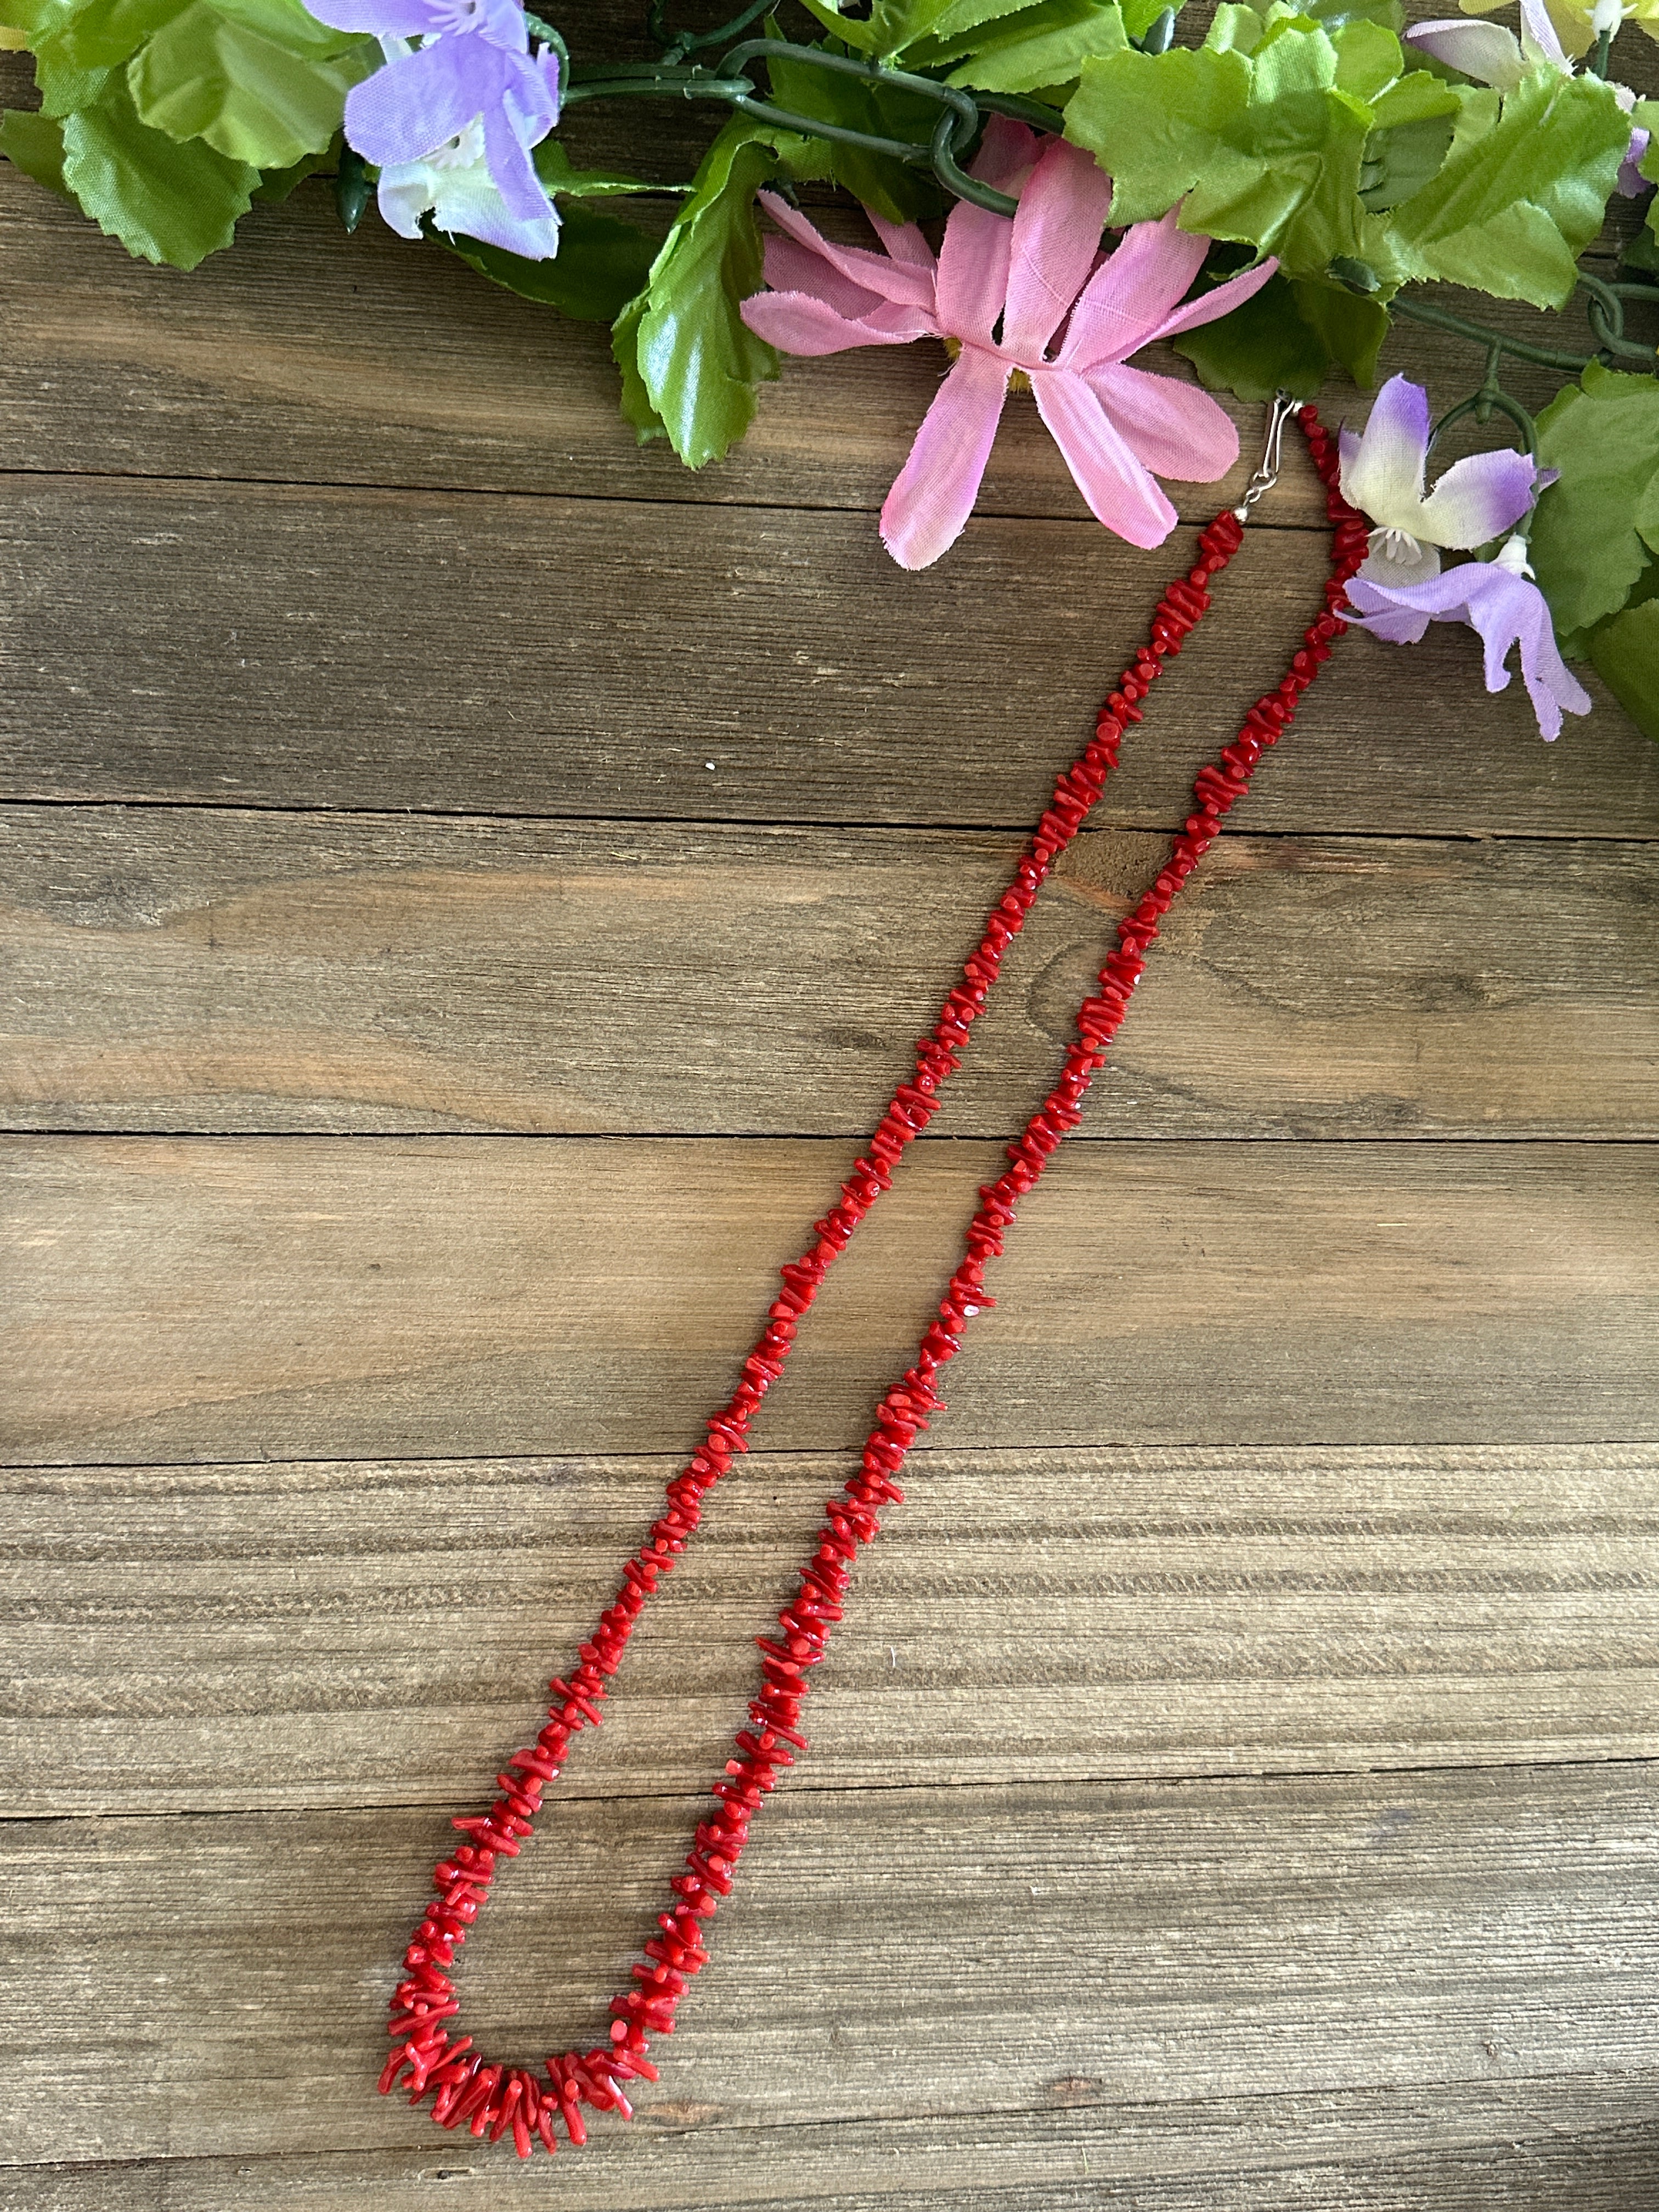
379,404,1369,2158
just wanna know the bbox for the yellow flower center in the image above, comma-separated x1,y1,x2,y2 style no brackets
942,335,1032,393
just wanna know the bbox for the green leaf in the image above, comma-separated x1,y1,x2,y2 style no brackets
1327,16,1400,98
34,53,117,116
127,0,375,168
613,115,831,470
762,35,947,221
611,291,668,447
1172,268,1333,397
1639,98,1658,185
1289,268,1387,378
792,0,1058,61
1381,66,1630,309
1121,0,1181,33
1172,264,1386,397
0,104,72,195
933,0,1129,94
1064,20,1391,284
59,67,255,263
1302,0,1403,32
1587,596,1659,742
534,139,685,199
32,0,187,75
1358,66,1461,210
445,203,658,324
250,139,333,201
1530,363,1659,637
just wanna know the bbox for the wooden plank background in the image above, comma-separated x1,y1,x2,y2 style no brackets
3,15,1658,2203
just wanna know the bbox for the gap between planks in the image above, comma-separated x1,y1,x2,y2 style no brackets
6,1444,1656,1816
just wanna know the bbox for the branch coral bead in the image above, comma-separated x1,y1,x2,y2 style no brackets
377,409,1368,2158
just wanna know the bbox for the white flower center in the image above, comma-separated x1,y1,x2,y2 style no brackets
1591,0,1627,33
1371,526,1426,567
424,116,487,170
1494,534,1535,578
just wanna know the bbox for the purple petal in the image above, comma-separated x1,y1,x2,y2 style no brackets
1343,580,1435,644
1516,0,1570,69
303,0,443,32
1402,18,1526,86
935,116,1037,345
879,345,1009,569
1029,367,1178,548
1617,124,1651,198
484,94,556,223
1000,137,1112,363
1415,445,1540,548
1085,360,1239,483
345,39,505,163
1346,561,1592,741
1340,375,1431,529
436,180,559,257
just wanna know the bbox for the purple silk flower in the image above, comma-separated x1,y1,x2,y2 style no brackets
1346,536,1593,741
307,0,562,244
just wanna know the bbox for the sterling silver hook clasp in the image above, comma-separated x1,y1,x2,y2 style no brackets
1233,390,1298,522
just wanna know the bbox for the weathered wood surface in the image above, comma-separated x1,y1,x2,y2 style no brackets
4,809,1655,1136
3,50,1657,2205
4,476,1656,833
0,151,1642,529
5,1136,1657,1464
7,2079,1657,2212
1,1764,1655,2178
6,1447,1656,1818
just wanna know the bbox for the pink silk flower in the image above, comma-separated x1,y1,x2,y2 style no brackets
740,117,1277,569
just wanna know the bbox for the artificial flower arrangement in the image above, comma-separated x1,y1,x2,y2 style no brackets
1,0,1656,732
3,0,1657,2170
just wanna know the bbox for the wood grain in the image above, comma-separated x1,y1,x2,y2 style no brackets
4,1136,1656,1464
1,1764,1654,2173
5,2078,1656,2212
4,20,1657,2200
4,808,1655,1137
6,1446,1656,1817
0,139,1653,525
4,478,1655,834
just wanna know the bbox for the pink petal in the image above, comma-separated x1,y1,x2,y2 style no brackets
1085,361,1240,483
1057,209,1210,369
1000,138,1113,363
879,345,1010,569
741,290,934,356
763,232,890,321
1134,247,1278,349
1029,366,1179,548
867,210,936,268
935,115,1038,345
755,191,937,312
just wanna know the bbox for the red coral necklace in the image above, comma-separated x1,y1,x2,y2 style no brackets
376,401,1369,2159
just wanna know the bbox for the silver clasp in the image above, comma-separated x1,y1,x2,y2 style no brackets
1233,390,1297,522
